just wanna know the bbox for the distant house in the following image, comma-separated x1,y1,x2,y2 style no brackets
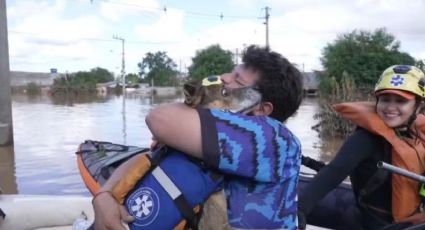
10,71,60,87
96,81,118,93
302,72,319,96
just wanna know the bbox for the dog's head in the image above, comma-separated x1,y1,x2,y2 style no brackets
183,76,262,114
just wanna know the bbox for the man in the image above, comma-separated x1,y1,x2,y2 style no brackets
93,45,304,229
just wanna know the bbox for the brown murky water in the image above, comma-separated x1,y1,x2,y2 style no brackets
0,93,343,195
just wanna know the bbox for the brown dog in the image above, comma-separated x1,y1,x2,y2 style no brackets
183,76,262,230
184,76,262,114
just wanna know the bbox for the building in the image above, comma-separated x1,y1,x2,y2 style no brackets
9,71,58,87
302,72,319,96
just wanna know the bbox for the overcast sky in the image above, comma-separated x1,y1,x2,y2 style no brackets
5,0,425,76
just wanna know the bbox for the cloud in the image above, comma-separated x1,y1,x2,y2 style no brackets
7,0,107,72
134,7,185,42
6,0,425,73
99,0,161,21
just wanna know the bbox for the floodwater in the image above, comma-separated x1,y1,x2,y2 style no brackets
0,92,343,195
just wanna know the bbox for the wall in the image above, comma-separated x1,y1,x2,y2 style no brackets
10,71,57,87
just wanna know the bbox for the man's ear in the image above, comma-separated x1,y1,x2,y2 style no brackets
253,101,273,116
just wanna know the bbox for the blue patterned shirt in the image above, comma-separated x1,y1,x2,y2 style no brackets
197,108,302,229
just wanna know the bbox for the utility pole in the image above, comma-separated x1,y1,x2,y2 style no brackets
263,6,270,48
113,35,125,95
0,0,13,146
113,35,126,144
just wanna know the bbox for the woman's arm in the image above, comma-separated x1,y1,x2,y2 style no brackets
298,128,378,215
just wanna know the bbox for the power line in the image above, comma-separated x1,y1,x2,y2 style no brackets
8,30,184,45
85,0,259,20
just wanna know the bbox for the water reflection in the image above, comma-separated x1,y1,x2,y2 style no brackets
122,93,127,144
0,146,18,194
4,93,341,195
317,137,344,162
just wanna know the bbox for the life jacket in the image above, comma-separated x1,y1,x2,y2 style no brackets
76,140,223,230
333,101,425,222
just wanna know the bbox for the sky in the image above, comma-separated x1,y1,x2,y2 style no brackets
5,0,425,76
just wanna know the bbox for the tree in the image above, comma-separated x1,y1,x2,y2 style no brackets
138,51,177,86
88,67,115,83
416,60,425,72
188,44,234,81
125,73,141,84
51,67,114,94
321,28,415,87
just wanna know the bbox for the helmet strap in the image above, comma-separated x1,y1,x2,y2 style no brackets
401,98,421,130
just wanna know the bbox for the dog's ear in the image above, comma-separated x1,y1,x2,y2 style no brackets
183,80,202,107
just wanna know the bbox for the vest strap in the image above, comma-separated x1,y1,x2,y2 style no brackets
152,166,199,230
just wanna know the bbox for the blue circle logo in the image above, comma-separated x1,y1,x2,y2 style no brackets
125,187,160,227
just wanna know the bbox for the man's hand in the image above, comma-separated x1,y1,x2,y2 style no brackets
92,192,134,230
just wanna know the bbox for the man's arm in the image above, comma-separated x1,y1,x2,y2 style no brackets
146,103,203,159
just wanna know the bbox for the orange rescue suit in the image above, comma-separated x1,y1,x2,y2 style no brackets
334,101,425,221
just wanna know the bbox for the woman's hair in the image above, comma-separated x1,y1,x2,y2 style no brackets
242,45,303,121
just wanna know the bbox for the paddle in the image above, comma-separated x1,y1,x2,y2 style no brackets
377,161,425,184
376,161,425,230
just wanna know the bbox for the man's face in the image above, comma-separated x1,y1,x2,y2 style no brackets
220,64,259,89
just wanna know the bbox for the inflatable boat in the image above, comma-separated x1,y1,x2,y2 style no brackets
75,140,425,230
0,194,93,230
9,139,425,230
75,140,341,230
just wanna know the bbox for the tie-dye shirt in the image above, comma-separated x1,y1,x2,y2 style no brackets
197,108,302,229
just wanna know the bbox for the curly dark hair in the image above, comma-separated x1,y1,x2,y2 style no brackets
242,45,303,122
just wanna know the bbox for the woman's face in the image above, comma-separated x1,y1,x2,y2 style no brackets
376,94,417,128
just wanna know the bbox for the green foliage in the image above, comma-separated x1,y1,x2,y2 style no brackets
26,82,41,95
321,28,415,88
125,73,141,84
416,59,425,72
51,67,114,94
188,44,234,81
317,71,334,96
138,51,178,86
313,72,374,138
88,67,115,83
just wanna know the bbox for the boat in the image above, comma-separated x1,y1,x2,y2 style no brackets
0,140,327,230
0,194,93,230
297,173,361,230
76,140,333,230
4,140,424,230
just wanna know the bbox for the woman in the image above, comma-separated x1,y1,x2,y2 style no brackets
298,65,425,229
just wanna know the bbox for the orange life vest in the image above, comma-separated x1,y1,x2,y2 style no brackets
334,101,425,221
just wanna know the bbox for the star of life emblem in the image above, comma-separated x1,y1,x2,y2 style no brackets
390,75,404,86
125,187,160,227
132,193,153,217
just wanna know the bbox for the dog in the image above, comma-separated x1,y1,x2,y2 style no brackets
183,75,262,230
183,76,262,114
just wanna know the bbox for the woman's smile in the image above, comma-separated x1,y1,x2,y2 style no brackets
376,93,417,128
